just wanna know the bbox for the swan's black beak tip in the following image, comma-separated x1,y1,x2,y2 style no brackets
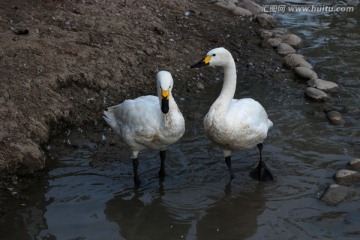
190,59,208,69
161,98,169,114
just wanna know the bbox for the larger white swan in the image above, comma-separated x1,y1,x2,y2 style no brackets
103,71,185,185
191,47,273,181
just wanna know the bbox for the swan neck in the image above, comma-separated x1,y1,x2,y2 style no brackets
217,61,237,105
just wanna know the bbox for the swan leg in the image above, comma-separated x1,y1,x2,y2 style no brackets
225,156,235,180
158,150,166,179
250,143,274,181
132,158,141,185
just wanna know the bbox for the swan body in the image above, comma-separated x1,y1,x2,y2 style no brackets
191,47,273,181
103,71,185,185
204,98,272,151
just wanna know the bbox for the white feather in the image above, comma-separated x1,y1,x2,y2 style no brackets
103,71,185,159
202,48,273,155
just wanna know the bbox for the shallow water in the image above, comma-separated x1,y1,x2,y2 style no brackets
1,1,360,239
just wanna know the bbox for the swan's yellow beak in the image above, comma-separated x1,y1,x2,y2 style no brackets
161,89,170,114
190,55,211,68
161,89,170,100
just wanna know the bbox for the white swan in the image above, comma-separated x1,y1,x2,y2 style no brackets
191,47,273,181
103,71,185,185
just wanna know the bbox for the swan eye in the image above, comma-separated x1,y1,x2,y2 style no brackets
212,54,216,57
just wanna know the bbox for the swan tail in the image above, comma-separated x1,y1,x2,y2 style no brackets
268,119,273,128
103,108,120,133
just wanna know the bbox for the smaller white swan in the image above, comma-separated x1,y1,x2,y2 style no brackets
103,71,185,185
191,47,273,181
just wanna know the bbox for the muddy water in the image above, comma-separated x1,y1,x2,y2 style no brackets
1,1,360,240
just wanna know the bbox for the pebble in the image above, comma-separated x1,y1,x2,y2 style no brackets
257,13,277,29
305,87,327,101
267,37,282,47
196,82,204,90
326,111,346,125
232,7,253,16
348,158,360,169
277,42,296,55
259,29,273,39
334,169,360,183
294,67,318,80
320,184,354,206
271,28,288,37
343,106,360,114
283,54,313,69
307,79,339,92
214,1,237,11
238,0,262,15
281,34,302,47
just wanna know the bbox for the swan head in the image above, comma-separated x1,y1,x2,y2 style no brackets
191,47,233,68
157,70,174,114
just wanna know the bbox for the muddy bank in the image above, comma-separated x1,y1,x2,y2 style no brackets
0,0,288,183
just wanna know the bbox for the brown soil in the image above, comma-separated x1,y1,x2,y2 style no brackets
0,0,288,184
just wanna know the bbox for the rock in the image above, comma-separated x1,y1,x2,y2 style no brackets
349,158,360,169
277,42,296,55
281,34,302,47
307,79,339,92
259,29,273,39
214,1,237,11
294,67,318,80
305,87,327,101
343,106,360,114
232,7,253,16
271,28,288,37
334,169,360,183
196,82,204,90
238,0,262,15
283,54,313,69
257,13,277,29
326,111,346,125
320,184,354,206
267,37,282,47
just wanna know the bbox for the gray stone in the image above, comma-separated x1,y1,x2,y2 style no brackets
305,87,327,101
349,158,360,170
238,0,262,15
295,67,318,80
257,13,277,29
343,106,360,114
326,111,346,125
277,42,296,55
214,1,237,11
232,7,253,16
334,169,360,183
271,28,288,37
320,184,354,206
196,82,204,90
283,54,313,69
281,34,302,47
259,29,273,39
307,79,339,92
267,37,282,47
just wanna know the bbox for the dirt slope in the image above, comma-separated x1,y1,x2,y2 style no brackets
0,0,285,180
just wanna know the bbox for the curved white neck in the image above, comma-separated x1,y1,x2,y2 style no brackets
213,60,237,110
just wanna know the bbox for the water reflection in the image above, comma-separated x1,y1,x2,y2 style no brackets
105,180,267,240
